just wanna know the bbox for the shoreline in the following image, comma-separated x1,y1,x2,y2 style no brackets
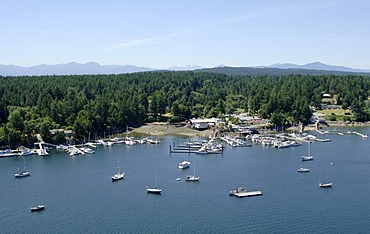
131,121,370,138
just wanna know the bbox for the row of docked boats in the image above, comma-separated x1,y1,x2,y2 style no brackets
98,137,161,147
63,146,95,156
220,136,252,147
0,148,35,157
195,138,225,154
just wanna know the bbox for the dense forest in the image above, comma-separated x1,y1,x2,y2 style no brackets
0,71,369,147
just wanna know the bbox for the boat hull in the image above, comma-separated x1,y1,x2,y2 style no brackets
147,188,162,194
112,173,125,181
301,156,313,161
31,205,45,212
234,191,263,197
178,161,191,169
319,183,333,188
298,168,310,173
185,175,200,181
14,172,30,178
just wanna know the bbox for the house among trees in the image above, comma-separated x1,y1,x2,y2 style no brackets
188,118,220,130
49,129,74,144
233,114,262,123
322,93,331,98
319,104,342,110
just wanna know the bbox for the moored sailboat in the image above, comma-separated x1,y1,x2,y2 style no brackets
301,142,314,161
31,205,46,212
185,166,200,182
14,159,30,178
147,169,162,194
112,155,125,181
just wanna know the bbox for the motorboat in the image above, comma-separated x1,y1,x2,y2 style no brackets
298,168,310,173
69,149,80,156
148,138,160,144
229,186,263,197
319,182,333,188
80,147,95,154
229,187,247,196
31,205,45,212
178,161,191,169
20,148,34,156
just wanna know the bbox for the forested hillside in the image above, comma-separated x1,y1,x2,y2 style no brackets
0,71,369,146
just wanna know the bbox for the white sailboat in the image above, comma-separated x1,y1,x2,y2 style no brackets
319,181,333,188
185,165,200,182
301,142,314,161
112,155,125,182
147,169,162,194
31,205,46,212
14,158,30,178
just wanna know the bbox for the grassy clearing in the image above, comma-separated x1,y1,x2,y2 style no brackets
316,108,353,121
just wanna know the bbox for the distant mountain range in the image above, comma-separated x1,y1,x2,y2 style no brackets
0,62,155,76
269,62,370,73
0,61,369,76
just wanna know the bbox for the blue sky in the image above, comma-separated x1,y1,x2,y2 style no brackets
1,0,369,69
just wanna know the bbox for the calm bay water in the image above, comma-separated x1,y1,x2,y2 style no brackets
1,127,369,234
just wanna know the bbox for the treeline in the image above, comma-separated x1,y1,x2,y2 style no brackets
0,71,369,146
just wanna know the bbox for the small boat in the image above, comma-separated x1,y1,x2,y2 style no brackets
301,142,313,161
148,138,160,144
229,186,263,197
31,205,46,212
69,149,80,156
185,166,200,182
20,148,34,156
185,175,200,181
146,187,162,194
298,168,310,173
229,187,247,196
301,156,313,161
176,178,181,181
14,170,30,178
14,160,30,178
147,169,162,194
80,147,95,154
319,182,333,188
178,161,191,169
112,172,125,181
112,155,125,182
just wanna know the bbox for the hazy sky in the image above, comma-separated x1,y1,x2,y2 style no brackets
1,0,369,69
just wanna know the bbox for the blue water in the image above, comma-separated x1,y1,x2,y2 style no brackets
1,127,369,234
